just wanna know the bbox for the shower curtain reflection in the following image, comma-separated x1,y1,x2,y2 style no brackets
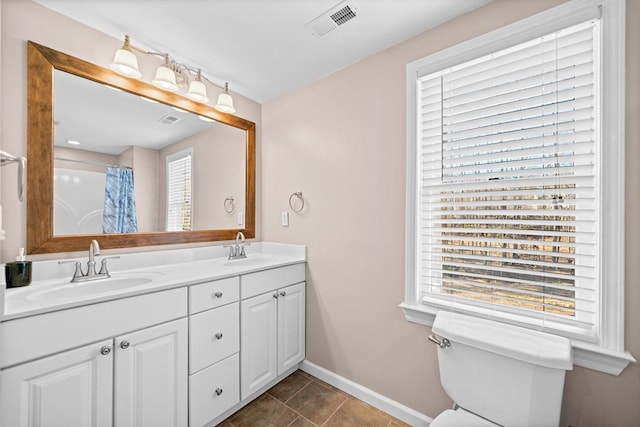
103,167,138,233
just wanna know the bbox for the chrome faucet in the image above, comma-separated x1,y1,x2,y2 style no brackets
225,231,250,260
58,240,120,283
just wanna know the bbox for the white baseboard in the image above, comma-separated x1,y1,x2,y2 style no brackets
299,360,432,427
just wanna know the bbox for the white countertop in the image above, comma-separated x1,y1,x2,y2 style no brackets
3,242,305,321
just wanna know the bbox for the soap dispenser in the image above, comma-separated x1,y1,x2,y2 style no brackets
5,247,32,288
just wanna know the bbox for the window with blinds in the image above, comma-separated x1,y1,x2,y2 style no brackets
417,20,599,336
166,149,193,232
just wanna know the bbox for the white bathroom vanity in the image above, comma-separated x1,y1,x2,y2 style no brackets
0,242,306,427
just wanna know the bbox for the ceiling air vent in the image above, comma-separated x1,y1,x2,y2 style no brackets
305,1,359,38
158,115,181,125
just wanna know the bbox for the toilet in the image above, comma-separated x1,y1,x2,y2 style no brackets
429,311,573,427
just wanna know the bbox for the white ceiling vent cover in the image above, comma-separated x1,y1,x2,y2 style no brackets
305,1,359,38
158,115,181,125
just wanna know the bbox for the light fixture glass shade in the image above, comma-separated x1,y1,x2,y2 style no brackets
139,96,159,104
198,115,216,122
215,92,235,113
186,80,209,103
152,65,179,92
109,48,142,78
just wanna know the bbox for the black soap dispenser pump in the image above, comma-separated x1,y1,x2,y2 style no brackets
5,247,32,288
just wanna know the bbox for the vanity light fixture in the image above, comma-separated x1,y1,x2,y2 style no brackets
109,35,142,78
186,69,209,103
214,83,236,114
109,35,236,113
152,54,179,92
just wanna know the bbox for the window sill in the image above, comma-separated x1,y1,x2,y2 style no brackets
399,302,636,376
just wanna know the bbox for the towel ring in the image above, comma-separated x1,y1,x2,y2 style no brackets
224,196,235,213
289,191,304,213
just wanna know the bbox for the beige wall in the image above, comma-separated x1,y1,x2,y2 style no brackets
0,0,262,260
262,0,640,424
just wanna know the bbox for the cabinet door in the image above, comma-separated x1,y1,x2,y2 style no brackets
240,291,278,400
0,339,113,427
277,282,306,374
114,318,188,427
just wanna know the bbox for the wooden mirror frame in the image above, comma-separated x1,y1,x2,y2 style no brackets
27,41,256,254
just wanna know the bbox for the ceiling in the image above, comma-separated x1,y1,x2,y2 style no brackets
35,0,491,104
54,70,222,155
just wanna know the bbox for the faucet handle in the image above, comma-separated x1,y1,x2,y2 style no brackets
239,242,251,256
58,260,84,280
223,245,237,259
98,256,120,276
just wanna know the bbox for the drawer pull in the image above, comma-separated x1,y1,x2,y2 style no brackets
215,388,223,396
100,346,111,356
215,332,223,340
273,293,279,299
120,341,130,349
280,291,287,297
214,292,223,298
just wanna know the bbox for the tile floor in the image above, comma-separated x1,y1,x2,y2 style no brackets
218,370,411,427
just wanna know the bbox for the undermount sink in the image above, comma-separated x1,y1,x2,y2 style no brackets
27,272,166,301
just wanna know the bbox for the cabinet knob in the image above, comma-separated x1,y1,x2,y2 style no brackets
273,293,279,299
120,341,130,349
280,291,287,297
100,346,111,356
215,332,223,340
215,388,223,396
214,292,223,298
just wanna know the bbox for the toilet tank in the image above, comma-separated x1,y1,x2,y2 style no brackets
432,311,573,427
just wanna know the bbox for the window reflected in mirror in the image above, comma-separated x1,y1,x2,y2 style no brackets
166,149,193,232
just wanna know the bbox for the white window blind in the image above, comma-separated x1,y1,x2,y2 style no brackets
166,150,193,232
417,20,600,338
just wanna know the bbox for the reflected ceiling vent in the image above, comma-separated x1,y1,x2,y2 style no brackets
158,114,181,125
305,1,359,38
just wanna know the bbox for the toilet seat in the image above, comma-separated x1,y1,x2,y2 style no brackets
430,409,499,427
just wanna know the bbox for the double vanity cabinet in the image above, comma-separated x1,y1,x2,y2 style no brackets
0,246,306,427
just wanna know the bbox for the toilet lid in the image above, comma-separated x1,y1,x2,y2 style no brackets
430,409,499,427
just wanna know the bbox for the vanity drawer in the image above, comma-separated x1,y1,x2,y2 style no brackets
189,353,239,427
241,263,305,300
189,302,239,374
189,277,239,314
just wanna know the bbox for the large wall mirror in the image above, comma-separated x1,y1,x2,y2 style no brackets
27,41,256,254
